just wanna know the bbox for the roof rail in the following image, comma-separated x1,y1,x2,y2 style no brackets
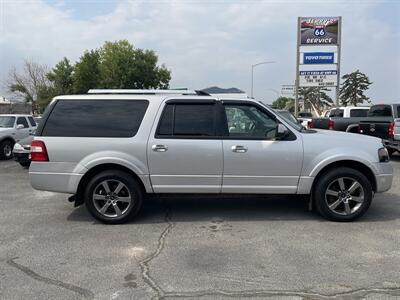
87,89,199,95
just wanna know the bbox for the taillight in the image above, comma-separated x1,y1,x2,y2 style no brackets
328,119,334,130
30,140,49,162
307,120,313,128
388,122,394,139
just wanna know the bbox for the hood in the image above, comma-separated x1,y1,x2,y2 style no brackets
301,129,383,163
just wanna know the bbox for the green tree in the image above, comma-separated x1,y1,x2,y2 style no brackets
299,87,333,116
339,70,372,106
72,50,101,94
47,57,74,95
99,40,171,89
271,97,295,112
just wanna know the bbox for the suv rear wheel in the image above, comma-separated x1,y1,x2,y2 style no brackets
0,140,14,160
314,167,373,222
84,170,143,224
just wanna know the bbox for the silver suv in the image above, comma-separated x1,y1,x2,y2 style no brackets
29,90,393,223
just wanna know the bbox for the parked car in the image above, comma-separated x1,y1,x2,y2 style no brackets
308,106,370,132
0,114,37,160
13,134,34,167
29,90,392,223
297,111,313,127
358,103,400,156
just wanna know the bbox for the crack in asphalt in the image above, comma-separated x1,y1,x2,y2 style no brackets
159,285,400,299
7,257,94,300
138,203,175,300
136,204,400,300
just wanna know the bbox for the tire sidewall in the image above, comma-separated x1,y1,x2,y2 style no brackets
314,167,373,221
84,170,143,224
0,140,14,160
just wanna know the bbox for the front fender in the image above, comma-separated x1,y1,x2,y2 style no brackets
306,148,378,178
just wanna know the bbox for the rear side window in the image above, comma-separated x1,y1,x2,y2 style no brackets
41,100,148,137
397,105,400,118
330,109,344,117
17,117,29,128
28,117,36,127
157,103,216,137
350,109,368,117
368,105,392,117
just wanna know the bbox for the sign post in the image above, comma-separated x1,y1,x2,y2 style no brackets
295,17,342,115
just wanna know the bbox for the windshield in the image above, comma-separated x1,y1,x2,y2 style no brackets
0,116,15,128
368,105,392,117
258,102,304,131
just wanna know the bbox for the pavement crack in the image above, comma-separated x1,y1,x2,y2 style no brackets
161,284,400,299
7,257,94,299
139,203,175,300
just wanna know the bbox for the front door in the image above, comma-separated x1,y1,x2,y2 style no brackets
148,100,223,193
221,101,303,193
15,117,30,142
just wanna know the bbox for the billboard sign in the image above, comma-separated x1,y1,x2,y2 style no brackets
303,52,334,64
299,70,338,87
281,85,295,96
300,17,339,45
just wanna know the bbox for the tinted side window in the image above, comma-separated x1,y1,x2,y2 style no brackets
17,117,29,128
28,117,36,127
42,100,148,137
397,106,400,118
350,109,368,117
330,109,344,117
224,104,277,139
156,103,216,137
368,105,392,117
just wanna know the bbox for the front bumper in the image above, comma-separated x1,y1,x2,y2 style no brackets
383,139,400,151
372,162,393,193
13,152,30,164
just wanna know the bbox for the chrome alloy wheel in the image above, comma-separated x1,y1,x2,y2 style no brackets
92,180,132,218
325,177,365,216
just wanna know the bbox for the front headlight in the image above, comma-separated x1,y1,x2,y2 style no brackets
13,143,24,151
378,147,389,162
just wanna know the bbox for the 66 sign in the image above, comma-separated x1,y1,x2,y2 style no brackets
314,26,326,36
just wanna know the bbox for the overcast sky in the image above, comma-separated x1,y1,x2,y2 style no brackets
1,0,399,103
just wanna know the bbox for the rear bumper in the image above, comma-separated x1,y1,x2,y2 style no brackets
372,162,393,193
30,171,83,194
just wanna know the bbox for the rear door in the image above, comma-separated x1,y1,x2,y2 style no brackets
221,101,303,194
147,100,223,193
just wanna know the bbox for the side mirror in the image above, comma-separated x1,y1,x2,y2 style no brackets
276,123,290,140
16,124,24,130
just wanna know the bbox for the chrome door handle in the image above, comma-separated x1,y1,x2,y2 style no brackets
152,144,168,152
232,145,248,153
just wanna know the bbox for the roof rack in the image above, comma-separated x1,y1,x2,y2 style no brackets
87,89,205,95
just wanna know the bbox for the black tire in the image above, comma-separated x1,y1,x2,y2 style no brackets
387,148,396,157
84,170,143,224
314,167,373,222
0,140,14,160
19,161,31,168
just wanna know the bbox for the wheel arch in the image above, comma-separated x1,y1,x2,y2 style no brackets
0,136,16,144
312,160,377,194
74,163,149,207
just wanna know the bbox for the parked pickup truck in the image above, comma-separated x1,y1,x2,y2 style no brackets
308,106,370,132
358,104,400,156
0,114,37,160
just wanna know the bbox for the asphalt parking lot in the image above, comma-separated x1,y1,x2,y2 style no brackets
0,157,399,300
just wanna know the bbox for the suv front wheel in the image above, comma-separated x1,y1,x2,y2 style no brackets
0,140,14,160
84,170,143,224
314,167,373,222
